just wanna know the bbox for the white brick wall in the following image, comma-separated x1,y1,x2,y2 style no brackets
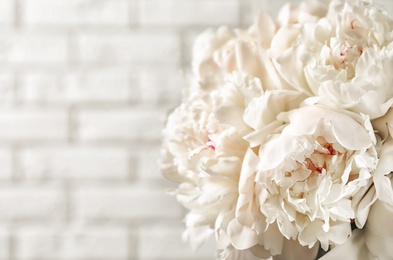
0,108,68,141
18,146,131,179
0,149,12,179
15,225,130,259
0,226,9,260
18,68,133,103
0,0,14,26
22,0,130,26
139,0,240,26
0,33,68,64
0,184,66,221
0,0,391,259
76,32,181,65
77,108,162,141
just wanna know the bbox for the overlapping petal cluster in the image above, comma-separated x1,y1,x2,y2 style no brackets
161,0,393,259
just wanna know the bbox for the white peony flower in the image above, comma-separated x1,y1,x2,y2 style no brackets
161,1,393,259
271,0,329,59
248,104,379,251
161,73,265,254
214,90,306,258
162,73,310,258
276,0,393,119
277,0,330,27
192,27,235,80
192,9,299,91
191,0,331,93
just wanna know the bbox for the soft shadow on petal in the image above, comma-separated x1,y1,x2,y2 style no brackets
372,108,393,141
320,229,369,260
364,183,393,259
371,139,393,205
272,238,319,260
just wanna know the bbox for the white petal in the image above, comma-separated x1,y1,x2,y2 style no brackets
183,225,215,251
319,229,369,260
331,112,372,150
236,42,283,90
372,139,393,205
227,220,257,250
271,25,301,59
365,196,393,259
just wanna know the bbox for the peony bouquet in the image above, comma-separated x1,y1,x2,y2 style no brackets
160,0,393,259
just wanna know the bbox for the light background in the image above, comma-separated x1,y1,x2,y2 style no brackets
0,0,391,259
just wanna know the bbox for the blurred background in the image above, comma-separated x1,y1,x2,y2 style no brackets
0,0,391,259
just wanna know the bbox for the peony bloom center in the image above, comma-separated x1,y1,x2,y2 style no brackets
286,136,347,201
332,40,363,78
331,18,367,79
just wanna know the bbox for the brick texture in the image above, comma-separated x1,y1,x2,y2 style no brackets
0,33,68,64
0,108,68,141
0,226,9,260
0,0,14,26
0,184,66,221
0,72,14,103
22,0,130,26
77,108,163,142
73,184,183,221
15,225,129,259
18,68,132,103
76,32,181,65
0,0,391,260
139,0,240,26
0,148,12,179
139,224,216,260
18,145,130,180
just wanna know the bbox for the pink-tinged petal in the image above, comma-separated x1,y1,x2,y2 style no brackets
257,104,377,250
